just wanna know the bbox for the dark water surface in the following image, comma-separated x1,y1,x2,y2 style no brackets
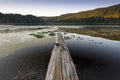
0,33,120,80
0,43,54,80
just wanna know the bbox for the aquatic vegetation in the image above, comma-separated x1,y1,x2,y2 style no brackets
61,28,120,41
29,33,44,38
64,36,71,40
29,31,56,38
48,32,55,36
70,35,75,38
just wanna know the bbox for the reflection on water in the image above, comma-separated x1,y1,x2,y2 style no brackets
0,32,120,80
67,40,120,80
65,33,120,80
0,43,54,80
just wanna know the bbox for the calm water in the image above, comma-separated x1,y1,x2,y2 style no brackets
0,32,120,80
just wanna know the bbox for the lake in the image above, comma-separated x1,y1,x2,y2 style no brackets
0,25,120,80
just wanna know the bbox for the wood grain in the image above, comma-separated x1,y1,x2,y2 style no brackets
45,32,79,80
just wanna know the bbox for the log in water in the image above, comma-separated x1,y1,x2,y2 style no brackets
45,31,79,80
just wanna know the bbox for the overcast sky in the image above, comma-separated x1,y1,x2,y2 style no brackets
0,0,120,16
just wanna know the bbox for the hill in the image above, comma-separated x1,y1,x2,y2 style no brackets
0,13,44,25
55,4,120,25
0,4,120,25
58,4,120,19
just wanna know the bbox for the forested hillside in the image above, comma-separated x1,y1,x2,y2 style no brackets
0,4,120,25
55,4,120,25
0,13,44,25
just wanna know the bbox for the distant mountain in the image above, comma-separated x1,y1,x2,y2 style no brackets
0,4,120,25
58,4,120,19
54,4,120,25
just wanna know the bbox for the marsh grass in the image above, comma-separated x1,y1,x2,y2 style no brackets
29,31,56,38
48,32,55,36
29,33,44,38
61,28,120,41
64,36,71,40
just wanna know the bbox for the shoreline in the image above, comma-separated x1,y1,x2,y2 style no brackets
61,27,120,41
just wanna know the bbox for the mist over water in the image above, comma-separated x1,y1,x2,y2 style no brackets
0,26,120,80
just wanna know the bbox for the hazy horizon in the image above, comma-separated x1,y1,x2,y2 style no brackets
0,0,120,17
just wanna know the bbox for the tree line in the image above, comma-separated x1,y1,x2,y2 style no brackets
0,13,44,25
0,13,120,25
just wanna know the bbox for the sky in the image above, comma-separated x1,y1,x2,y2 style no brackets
0,0,120,16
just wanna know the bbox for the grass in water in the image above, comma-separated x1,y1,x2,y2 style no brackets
64,36,71,40
61,27,120,41
29,33,44,38
48,32,55,36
